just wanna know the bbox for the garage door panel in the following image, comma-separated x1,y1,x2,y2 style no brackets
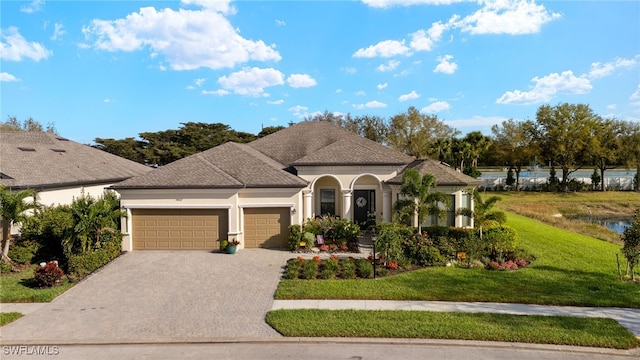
132,209,227,250
244,208,290,249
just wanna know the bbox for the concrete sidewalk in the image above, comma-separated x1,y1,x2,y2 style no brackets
271,300,640,337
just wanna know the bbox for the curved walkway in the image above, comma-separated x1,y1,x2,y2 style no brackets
271,300,640,338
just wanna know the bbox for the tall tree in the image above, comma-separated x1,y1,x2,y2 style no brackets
432,137,451,163
620,121,640,191
93,137,147,164
534,103,598,191
0,116,57,134
387,106,457,158
0,186,39,264
463,131,492,168
451,138,473,172
392,169,450,232
590,118,622,191
490,119,540,190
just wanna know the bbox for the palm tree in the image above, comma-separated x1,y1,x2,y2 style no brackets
393,169,450,233
456,188,506,228
0,186,39,263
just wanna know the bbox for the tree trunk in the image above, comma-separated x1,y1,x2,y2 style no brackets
1,219,13,264
600,167,606,192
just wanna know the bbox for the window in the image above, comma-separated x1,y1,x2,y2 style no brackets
320,189,335,216
461,193,472,227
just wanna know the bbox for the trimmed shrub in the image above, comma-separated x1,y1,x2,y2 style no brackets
484,224,518,260
413,245,446,267
33,261,65,287
288,224,302,251
318,268,336,279
301,260,318,280
0,261,12,273
284,259,302,279
8,240,38,265
66,245,120,280
355,258,373,278
340,258,356,279
375,267,389,277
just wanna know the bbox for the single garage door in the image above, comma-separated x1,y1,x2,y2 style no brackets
132,209,228,250
243,207,290,248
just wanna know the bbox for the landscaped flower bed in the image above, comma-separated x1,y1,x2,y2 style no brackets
284,256,374,279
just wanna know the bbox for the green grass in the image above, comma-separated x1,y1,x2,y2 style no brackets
275,212,640,308
0,266,73,303
0,312,23,326
267,309,640,349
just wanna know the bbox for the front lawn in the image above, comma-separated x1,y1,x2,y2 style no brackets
0,312,23,326
275,212,640,308
266,309,640,349
0,266,73,303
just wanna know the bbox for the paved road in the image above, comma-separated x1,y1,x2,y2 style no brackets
2,340,638,360
0,250,292,343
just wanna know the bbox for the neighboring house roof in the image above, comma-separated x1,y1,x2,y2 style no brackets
248,121,414,166
387,158,482,187
0,131,152,189
113,142,308,189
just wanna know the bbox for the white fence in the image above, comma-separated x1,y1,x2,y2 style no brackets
480,176,635,191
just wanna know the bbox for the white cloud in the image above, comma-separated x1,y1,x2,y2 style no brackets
103,98,117,103
452,0,561,35
354,100,388,109
194,78,206,86
399,90,420,102
51,23,67,41
588,57,638,79
202,89,229,96
0,27,52,61
217,67,284,96
362,0,465,7
268,99,284,105
0,72,19,82
275,19,286,26
496,70,592,105
631,85,640,101
447,115,510,129
376,60,400,72
434,54,457,74
20,0,44,14
336,88,342,93
606,104,616,110
288,105,310,118
342,66,357,74
377,83,388,90
82,2,280,70
410,21,447,51
286,74,317,88
353,40,411,58
422,101,451,113
355,90,366,96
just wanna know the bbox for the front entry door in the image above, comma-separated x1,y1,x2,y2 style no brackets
353,190,375,229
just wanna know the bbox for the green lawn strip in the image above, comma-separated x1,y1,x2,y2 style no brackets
0,312,23,326
275,212,640,308
0,266,73,303
266,309,640,349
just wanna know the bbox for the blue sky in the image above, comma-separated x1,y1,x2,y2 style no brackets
1,0,639,144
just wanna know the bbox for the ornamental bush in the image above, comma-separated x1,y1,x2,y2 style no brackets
34,261,65,287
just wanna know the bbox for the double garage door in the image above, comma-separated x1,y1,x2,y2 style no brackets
132,208,289,250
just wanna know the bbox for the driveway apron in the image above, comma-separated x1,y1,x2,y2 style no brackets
0,250,292,343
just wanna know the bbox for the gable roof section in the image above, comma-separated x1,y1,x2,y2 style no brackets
386,158,482,187
0,131,152,189
113,142,308,189
248,121,413,166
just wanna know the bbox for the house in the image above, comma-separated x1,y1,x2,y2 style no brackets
0,131,152,207
113,122,481,251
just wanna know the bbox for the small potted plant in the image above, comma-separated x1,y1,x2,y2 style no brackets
225,238,240,254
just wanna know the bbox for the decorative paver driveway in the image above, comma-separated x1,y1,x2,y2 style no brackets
1,250,293,344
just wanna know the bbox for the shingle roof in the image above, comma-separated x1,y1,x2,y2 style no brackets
248,121,414,166
386,158,482,187
113,142,308,189
0,131,152,189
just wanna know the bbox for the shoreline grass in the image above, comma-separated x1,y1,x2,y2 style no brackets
266,309,640,349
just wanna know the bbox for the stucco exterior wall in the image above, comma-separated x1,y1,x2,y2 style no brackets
36,183,114,207
117,188,302,251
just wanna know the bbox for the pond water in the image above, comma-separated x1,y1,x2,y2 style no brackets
572,217,631,234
